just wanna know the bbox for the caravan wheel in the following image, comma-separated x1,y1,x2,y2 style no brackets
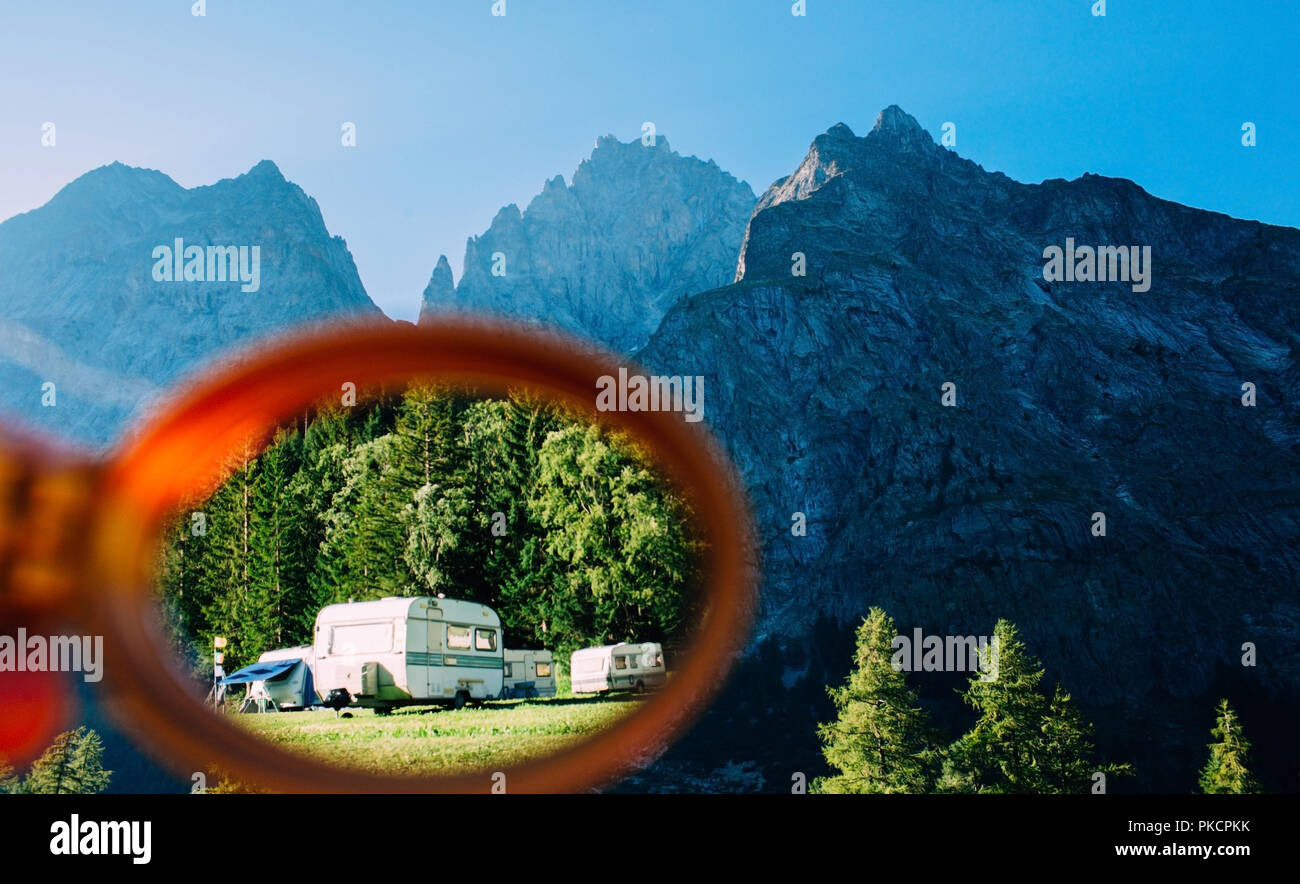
452,691,469,710
634,680,646,694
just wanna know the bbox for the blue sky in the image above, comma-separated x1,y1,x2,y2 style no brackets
1,0,1296,320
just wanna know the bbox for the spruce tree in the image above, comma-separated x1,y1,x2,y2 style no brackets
946,620,1129,793
1198,699,1261,794
812,607,936,793
945,620,1047,794
248,428,312,651
1037,684,1130,792
489,395,563,644
197,442,260,670
20,727,112,794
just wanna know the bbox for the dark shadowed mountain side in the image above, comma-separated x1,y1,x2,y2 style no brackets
418,134,755,354
0,160,382,448
627,106,1300,791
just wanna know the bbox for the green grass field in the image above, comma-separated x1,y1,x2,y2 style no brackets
226,693,641,784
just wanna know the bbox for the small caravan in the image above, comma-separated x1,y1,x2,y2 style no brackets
501,648,557,699
313,597,503,713
570,642,665,694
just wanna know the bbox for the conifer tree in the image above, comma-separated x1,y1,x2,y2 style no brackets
196,442,262,670
19,727,112,795
812,607,937,793
1037,684,1131,792
1198,699,1261,794
946,620,1129,793
0,759,18,794
945,620,1046,793
490,395,563,643
248,429,313,650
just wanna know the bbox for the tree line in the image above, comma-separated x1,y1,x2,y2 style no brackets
815,608,1263,794
158,386,703,677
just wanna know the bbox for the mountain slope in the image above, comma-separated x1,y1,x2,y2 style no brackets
637,106,1300,787
0,160,382,447
418,135,755,354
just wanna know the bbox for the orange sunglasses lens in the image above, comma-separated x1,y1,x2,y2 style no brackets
89,320,755,792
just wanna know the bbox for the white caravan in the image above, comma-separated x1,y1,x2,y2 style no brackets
501,649,557,699
250,645,317,710
313,597,503,713
570,642,666,694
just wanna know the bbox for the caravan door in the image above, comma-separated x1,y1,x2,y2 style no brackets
424,618,444,699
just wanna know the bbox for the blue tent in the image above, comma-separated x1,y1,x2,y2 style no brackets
221,658,300,685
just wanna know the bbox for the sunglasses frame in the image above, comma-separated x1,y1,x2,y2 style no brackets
1,318,757,793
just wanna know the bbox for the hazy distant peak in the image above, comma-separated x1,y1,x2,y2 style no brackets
420,130,756,352
592,132,672,155
418,254,456,324
242,158,288,181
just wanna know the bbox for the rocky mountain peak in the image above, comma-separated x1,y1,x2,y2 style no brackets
35,162,182,219
418,255,456,324
641,112,1300,789
0,161,381,446
244,158,287,180
418,134,755,352
870,104,927,140
737,106,973,281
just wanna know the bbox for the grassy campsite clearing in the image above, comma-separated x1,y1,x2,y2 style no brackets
227,694,641,782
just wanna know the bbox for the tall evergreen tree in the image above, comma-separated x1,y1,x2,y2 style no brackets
196,442,261,670
1036,684,1130,792
247,428,313,651
945,620,1128,793
813,608,937,793
19,727,112,795
488,395,563,644
1198,699,1261,794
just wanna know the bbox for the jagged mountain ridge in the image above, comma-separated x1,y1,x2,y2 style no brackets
3,113,1295,790
635,106,1300,787
0,160,381,447
418,134,756,354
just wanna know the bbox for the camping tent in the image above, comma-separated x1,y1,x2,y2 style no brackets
221,655,316,710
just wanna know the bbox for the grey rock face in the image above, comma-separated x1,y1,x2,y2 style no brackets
639,106,1300,783
417,254,456,325
0,161,382,447
419,135,756,354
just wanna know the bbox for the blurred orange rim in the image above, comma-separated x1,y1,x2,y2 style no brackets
81,317,756,793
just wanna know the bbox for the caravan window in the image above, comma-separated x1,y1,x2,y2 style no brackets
329,622,393,655
614,656,628,670
535,661,551,678
475,629,497,652
447,626,471,650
